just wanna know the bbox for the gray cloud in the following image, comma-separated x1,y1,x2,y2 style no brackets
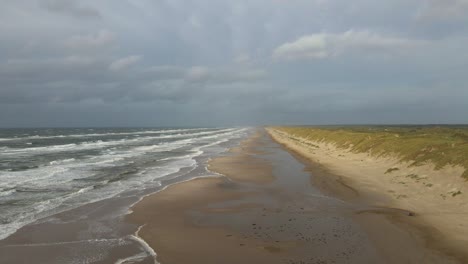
41,0,101,19
109,56,141,71
184,66,267,84
65,30,115,49
143,66,186,80
273,30,424,60
0,0,467,126
417,0,468,20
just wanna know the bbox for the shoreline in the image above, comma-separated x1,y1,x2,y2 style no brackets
126,130,284,264
0,129,249,264
267,127,468,262
127,128,462,263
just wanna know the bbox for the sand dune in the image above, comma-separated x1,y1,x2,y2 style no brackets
267,127,468,262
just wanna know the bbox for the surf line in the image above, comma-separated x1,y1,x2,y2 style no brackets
129,224,160,264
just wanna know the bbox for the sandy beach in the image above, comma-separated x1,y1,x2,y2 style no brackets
268,127,468,262
128,129,464,264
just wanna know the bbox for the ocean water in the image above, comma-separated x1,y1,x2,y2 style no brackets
0,127,249,241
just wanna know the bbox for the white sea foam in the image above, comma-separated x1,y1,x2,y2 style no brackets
0,128,236,156
0,188,16,197
0,128,244,190
49,158,76,165
114,252,148,264
0,166,71,189
0,127,210,142
128,225,159,264
0,138,17,142
2,238,126,248
0,155,196,240
0,127,249,242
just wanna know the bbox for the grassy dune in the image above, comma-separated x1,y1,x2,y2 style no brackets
272,126,468,179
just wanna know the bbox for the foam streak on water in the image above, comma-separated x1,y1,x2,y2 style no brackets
0,127,249,240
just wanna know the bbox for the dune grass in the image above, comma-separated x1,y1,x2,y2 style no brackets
272,126,468,179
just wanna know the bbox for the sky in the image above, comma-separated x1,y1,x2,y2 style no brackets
1,0,467,127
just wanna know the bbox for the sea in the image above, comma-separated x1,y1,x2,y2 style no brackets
0,127,250,263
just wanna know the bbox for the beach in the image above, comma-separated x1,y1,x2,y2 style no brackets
0,127,249,263
2,0,467,262
128,129,464,263
268,127,468,262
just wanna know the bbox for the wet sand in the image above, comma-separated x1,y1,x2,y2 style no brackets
0,193,152,264
128,129,461,264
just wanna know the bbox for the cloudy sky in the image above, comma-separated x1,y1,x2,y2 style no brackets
1,0,467,127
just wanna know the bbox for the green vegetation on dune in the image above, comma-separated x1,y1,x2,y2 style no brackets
272,126,468,179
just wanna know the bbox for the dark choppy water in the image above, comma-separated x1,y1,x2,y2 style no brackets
0,127,248,240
